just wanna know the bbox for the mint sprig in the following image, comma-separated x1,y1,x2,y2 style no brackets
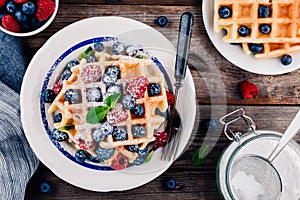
144,150,155,164
58,125,74,131
80,46,93,60
192,144,210,166
86,93,121,124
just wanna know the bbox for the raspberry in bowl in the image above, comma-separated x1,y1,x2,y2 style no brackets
0,0,58,37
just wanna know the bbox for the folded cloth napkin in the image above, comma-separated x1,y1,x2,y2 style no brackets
0,31,39,199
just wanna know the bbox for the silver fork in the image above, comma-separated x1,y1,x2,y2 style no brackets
161,12,194,161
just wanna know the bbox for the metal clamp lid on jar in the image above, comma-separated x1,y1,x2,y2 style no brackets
219,108,257,142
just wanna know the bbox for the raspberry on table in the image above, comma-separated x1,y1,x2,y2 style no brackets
239,80,260,99
126,76,149,99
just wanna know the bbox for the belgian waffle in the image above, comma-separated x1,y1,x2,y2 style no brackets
47,52,168,166
242,42,300,59
214,0,300,43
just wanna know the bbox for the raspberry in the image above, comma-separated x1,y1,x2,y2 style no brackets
166,91,175,105
0,0,7,7
1,15,20,32
154,131,168,149
52,83,63,95
106,103,128,124
239,80,259,99
14,0,26,3
75,138,94,151
35,0,55,21
126,76,149,99
80,64,102,83
111,154,128,170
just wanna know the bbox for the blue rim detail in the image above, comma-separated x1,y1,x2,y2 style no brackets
40,37,171,171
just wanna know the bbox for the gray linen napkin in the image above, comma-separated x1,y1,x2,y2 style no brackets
0,31,39,199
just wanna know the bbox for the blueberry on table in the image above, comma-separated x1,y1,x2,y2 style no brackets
258,5,270,18
131,104,144,117
218,6,232,19
41,89,55,103
75,150,88,163
156,16,168,27
148,83,161,96
259,24,271,34
164,178,177,190
40,181,52,194
22,2,36,15
238,26,250,37
281,54,293,66
64,89,81,104
94,42,104,52
248,43,264,53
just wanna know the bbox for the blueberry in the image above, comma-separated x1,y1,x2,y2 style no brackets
112,126,127,141
127,145,139,152
92,129,105,142
22,2,35,15
111,42,125,55
281,54,293,66
6,1,16,14
148,83,161,96
51,129,69,142
133,155,145,165
64,89,81,104
86,88,102,102
15,10,28,23
95,146,115,160
139,147,148,155
248,43,264,53
204,118,218,130
107,85,122,94
121,95,136,110
156,16,168,27
238,26,250,37
65,60,79,71
105,65,120,77
132,125,146,137
31,17,43,28
131,104,144,117
0,13,5,21
100,122,114,135
40,181,52,194
61,69,72,80
75,150,87,163
94,42,104,52
258,5,270,18
86,153,101,163
218,6,232,19
125,45,138,56
86,55,97,63
259,24,271,34
53,113,62,123
165,178,177,190
102,72,118,86
41,89,55,103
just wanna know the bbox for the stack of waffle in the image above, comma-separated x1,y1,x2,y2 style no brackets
48,52,168,166
214,0,300,59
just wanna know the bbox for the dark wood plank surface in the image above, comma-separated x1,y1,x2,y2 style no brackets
22,0,300,199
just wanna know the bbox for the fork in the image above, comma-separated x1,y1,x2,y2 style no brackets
161,12,194,161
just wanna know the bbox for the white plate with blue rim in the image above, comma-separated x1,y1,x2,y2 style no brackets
202,0,300,75
20,16,196,192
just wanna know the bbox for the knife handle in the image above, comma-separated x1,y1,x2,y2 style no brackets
175,12,194,80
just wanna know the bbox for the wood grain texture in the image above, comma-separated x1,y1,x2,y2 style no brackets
22,1,300,199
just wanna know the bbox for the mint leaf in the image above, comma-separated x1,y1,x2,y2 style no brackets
80,46,93,60
144,150,155,163
192,144,210,166
58,125,74,131
86,105,109,124
105,93,121,108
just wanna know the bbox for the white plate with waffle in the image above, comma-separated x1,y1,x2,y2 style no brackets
203,0,300,75
20,17,196,191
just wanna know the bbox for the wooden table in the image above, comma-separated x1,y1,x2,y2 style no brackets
23,0,300,199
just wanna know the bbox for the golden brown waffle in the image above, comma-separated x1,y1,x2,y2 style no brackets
214,0,300,43
242,42,300,59
47,52,168,166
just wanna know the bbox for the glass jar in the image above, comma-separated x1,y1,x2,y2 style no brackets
217,108,300,200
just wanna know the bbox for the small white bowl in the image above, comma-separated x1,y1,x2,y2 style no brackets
0,0,59,37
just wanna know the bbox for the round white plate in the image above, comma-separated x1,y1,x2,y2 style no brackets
20,16,196,192
202,0,300,75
